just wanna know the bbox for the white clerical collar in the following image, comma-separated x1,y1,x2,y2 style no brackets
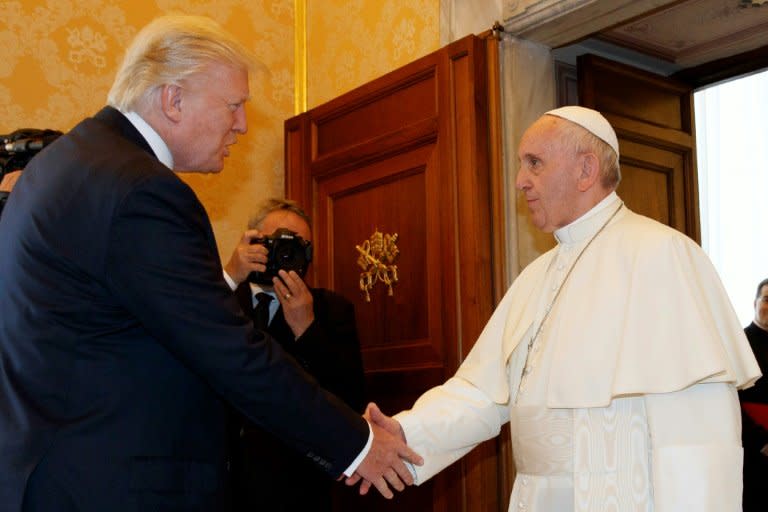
121,111,174,170
554,192,621,245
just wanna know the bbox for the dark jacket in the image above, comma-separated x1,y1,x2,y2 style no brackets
0,107,367,512
740,322,768,511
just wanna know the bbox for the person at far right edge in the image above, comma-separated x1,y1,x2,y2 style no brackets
358,106,763,511
740,277,768,511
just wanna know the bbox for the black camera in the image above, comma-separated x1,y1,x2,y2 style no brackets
1,128,63,179
247,228,313,285
1,129,63,217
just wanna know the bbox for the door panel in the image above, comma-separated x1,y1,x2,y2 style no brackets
619,139,687,227
285,35,502,511
578,54,699,240
320,146,436,369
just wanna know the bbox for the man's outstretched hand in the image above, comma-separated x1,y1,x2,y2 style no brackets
347,402,421,498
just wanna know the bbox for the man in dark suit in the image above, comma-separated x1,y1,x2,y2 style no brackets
0,14,419,512
223,198,366,511
740,278,768,511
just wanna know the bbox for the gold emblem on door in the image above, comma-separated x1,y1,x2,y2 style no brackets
355,230,399,302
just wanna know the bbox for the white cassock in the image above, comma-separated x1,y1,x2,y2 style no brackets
396,192,761,512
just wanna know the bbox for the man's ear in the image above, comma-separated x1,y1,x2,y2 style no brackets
159,84,183,123
576,152,601,192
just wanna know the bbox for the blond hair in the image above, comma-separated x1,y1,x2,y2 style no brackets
108,14,255,112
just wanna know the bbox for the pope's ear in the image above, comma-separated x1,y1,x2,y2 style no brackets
159,84,183,123
576,152,601,192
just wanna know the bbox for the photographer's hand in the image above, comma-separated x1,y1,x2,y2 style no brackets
273,270,314,338
224,229,268,285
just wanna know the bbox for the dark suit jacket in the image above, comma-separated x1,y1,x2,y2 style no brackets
739,322,768,511
230,284,366,511
0,107,368,512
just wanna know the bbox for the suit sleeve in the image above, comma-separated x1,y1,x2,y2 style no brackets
104,174,367,476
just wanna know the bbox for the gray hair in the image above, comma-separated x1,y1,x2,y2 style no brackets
108,14,256,112
248,198,311,231
558,119,621,189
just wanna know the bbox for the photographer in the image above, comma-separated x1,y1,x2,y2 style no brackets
223,198,366,512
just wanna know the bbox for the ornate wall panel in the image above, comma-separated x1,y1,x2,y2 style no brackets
306,0,439,108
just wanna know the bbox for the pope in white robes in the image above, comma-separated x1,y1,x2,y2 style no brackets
364,106,761,511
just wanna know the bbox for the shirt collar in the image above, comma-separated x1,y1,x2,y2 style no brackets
248,283,279,319
248,282,276,300
554,191,621,245
121,111,174,170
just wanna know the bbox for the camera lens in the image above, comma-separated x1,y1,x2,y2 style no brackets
275,244,295,263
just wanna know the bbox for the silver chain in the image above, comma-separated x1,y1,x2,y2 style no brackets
515,202,624,402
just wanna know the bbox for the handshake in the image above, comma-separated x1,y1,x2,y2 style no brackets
346,403,422,499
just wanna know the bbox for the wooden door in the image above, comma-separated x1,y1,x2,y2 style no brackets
285,35,503,511
578,54,700,240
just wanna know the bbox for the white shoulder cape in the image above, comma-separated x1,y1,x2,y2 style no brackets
456,207,760,408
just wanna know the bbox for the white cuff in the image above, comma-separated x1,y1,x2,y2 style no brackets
222,269,237,291
343,422,372,477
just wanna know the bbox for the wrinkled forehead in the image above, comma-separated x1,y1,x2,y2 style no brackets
518,116,565,156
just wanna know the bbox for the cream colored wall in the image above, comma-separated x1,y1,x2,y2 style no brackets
1,0,442,260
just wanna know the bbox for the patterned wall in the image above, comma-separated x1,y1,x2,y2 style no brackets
306,0,439,108
1,0,439,259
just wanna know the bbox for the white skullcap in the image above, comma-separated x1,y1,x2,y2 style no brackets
545,106,619,157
